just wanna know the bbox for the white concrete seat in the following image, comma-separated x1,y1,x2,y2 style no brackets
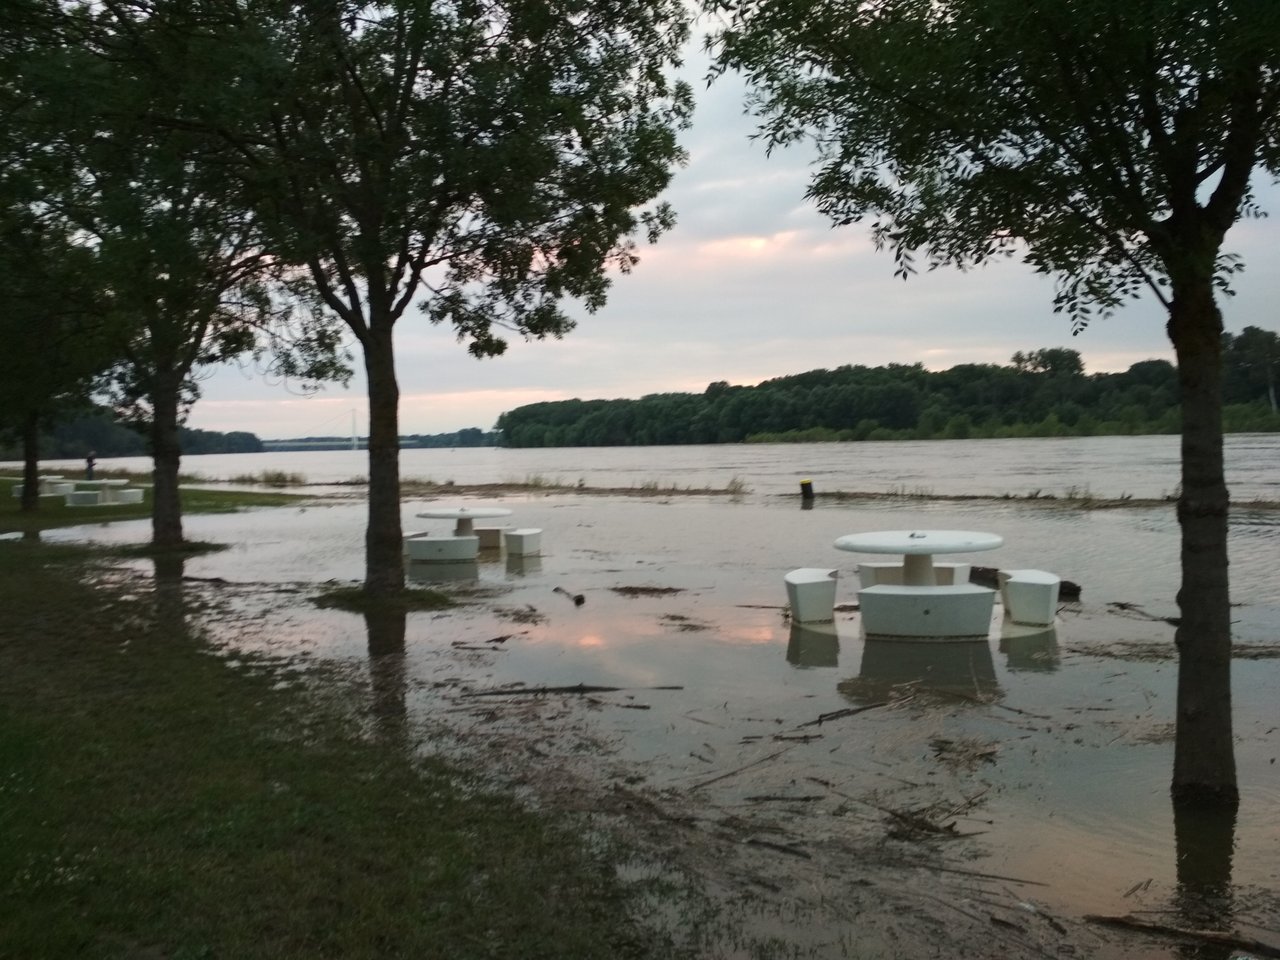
857,562,901,588
10,484,21,498
504,528,542,557
857,561,969,588
403,532,479,562
114,488,144,505
858,583,996,639
998,569,1061,627
785,567,838,624
475,526,509,550
66,490,101,506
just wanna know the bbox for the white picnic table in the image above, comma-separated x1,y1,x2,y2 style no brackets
71,479,133,503
833,529,1003,586
834,529,1004,639
415,505,513,537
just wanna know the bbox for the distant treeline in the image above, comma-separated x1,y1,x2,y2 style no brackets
0,408,262,460
495,343,1280,447
404,428,500,448
261,428,500,451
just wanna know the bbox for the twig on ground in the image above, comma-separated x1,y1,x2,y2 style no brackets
797,701,890,728
690,747,793,790
462,683,683,698
744,837,812,859
1084,914,1280,958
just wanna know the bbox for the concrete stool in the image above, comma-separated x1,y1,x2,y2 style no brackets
475,526,508,550
858,561,969,588
857,562,902,588
785,568,838,624
403,532,479,562
999,569,1061,626
114,488,144,505
504,528,542,557
66,490,101,506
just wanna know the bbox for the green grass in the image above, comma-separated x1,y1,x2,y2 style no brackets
0,476,306,534
315,584,456,613
0,541,686,959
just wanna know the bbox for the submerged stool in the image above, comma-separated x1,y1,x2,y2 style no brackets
784,568,838,624
858,561,970,588
504,528,542,557
475,526,508,550
999,569,1061,626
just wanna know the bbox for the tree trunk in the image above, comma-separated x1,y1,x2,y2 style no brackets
20,412,40,513
150,377,186,550
1167,280,1238,806
363,321,403,596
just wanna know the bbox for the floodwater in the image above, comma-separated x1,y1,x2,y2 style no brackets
23,434,1280,957
22,431,1280,502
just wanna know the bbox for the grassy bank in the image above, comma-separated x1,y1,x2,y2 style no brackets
0,476,306,535
0,542,683,959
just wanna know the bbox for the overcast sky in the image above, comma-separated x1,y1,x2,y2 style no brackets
188,42,1280,441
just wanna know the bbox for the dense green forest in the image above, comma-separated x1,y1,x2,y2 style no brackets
496,338,1280,447
0,408,262,461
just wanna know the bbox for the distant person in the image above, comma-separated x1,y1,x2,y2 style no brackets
86,451,96,480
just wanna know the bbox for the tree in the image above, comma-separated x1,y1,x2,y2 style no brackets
113,0,693,595
0,2,119,510
707,0,1280,803
1223,325,1280,410
28,5,347,551
0,210,114,510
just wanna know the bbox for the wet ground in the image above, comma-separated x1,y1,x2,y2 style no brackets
54,492,1280,959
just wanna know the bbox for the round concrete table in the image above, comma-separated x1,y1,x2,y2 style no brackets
415,505,513,537
834,529,1003,586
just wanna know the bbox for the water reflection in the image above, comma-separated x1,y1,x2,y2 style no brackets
406,559,479,584
153,553,187,627
505,554,543,578
999,625,1060,672
364,607,407,744
1172,799,1238,960
785,623,840,668
841,639,999,702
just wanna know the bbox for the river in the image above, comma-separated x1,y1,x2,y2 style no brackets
22,431,1280,502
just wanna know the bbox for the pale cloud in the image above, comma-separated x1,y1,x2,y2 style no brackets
697,229,804,259
185,41,1280,439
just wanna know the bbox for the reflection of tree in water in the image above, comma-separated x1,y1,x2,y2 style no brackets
839,639,1000,703
1172,799,1237,960
364,607,407,745
152,552,187,631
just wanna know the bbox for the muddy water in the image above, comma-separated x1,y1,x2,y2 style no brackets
20,431,1280,502
55,491,1280,955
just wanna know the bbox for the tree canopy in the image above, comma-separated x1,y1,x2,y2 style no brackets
113,0,695,594
705,0,1280,803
